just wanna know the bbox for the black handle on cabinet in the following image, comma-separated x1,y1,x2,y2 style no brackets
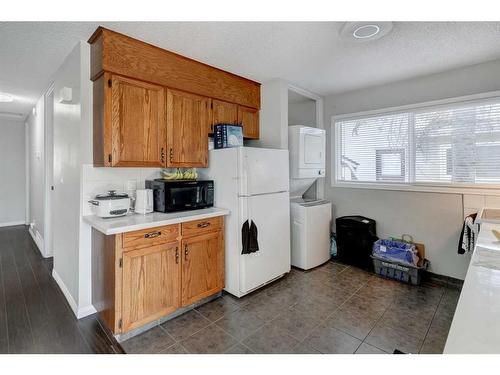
161,148,165,163
184,244,189,261
175,247,179,264
197,221,210,228
169,148,173,163
144,231,162,239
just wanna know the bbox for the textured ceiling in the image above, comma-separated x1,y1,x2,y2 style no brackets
2,21,500,116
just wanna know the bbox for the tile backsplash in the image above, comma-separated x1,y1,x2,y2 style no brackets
82,164,162,216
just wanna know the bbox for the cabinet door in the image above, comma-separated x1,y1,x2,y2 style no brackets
121,242,180,332
238,105,259,139
110,75,166,167
211,99,238,134
181,231,224,306
166,89,209,168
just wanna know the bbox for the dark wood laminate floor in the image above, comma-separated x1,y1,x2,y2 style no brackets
0,225,123,354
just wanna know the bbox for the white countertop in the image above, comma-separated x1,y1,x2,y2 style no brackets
83,207,230,235
477,207,500,225
444,222,500,353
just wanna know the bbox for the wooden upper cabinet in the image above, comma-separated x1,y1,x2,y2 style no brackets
121,242,181,332
89,27,260,109
210,99,238,134
90,27,261,167
181,231,224,307
166,89,209,168
110,75,166,167
238,105,260,139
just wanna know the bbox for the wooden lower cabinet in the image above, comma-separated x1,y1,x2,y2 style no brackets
181,231,224,306
92,217,224,335
121,242,180,332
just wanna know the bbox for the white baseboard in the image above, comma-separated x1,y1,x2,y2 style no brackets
52,269,96,319
77,304,97,319
0,220,25,228
28,226,52,258
52,269,78,316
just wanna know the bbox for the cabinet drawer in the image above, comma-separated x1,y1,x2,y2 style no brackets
181,216,223,238
122,224,180,250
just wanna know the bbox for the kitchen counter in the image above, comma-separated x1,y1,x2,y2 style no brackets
444,222,500,353
83,207,230,235
477,207,500,224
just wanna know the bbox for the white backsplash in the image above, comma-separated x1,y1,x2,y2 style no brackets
463,194,500,218
82,164,162,216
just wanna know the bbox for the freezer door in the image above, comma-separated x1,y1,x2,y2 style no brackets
239,191,291,294
238,147,289,196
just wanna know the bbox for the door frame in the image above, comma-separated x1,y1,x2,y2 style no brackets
43,83,55,257
287,84,325,200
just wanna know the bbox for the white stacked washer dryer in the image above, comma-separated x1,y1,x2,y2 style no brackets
289,125,332,270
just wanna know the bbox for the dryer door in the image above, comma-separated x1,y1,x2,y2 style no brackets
299,127,326,173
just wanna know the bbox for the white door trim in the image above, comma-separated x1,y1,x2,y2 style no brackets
43,83,55,257
287,84,325,200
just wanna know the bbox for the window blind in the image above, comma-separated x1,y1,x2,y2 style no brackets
336,97,500,186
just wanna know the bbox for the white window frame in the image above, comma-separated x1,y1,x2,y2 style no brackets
331,90,500,196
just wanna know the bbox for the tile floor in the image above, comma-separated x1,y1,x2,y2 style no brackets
121,261,460,354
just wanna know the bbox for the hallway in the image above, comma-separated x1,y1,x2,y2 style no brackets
0,225,123,354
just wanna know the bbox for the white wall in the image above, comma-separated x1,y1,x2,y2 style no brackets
26,96,46,252
248,79,289,149
0,118,26,226
49,41,164,319
51,42,85,315
288,98,316,127
325,58,500,280
82,166,162,216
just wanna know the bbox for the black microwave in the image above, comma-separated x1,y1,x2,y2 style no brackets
145,179,214,213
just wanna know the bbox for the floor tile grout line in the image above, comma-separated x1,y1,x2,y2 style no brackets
360,283,446,354
161,310,213,345
417,288,446,354
327,274,378,353
358,293,395,353
158,324,178,346
297,272,374,353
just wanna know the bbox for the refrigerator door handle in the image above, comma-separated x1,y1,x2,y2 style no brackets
243,155,250,196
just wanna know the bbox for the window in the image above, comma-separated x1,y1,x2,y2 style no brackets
335,96,500,188
376,148,405,182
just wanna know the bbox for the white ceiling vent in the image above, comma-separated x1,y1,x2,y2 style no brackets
340,22,393,42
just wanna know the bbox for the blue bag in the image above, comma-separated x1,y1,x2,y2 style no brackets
372,239,417,266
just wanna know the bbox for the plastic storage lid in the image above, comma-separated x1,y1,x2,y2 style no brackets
94,190,129,200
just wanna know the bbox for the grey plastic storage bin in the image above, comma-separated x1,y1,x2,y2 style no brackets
372,256,429,285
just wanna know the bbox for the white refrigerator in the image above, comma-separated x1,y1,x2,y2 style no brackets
201,147,291,297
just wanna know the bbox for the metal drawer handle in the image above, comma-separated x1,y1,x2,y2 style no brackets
144,231,161,239
197,222,210,228
175,247,179,264
184,244,189,261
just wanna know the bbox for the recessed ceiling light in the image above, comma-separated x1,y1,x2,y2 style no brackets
340,22,393,42
0,92,14,103
353,24,380,39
